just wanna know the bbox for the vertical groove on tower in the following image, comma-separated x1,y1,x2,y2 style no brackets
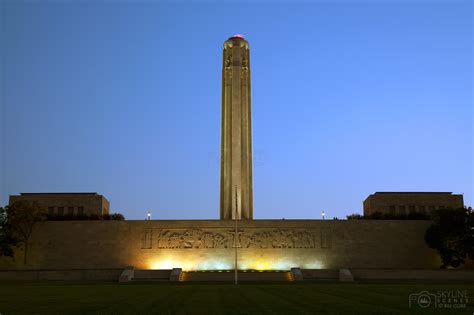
220,36,253,220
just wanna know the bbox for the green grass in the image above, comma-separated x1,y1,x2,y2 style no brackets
0,281,472,314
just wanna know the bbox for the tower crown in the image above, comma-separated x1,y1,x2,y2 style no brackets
224,36,249,49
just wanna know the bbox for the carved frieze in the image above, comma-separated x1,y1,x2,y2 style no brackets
241,48,249,71
150,228,319,249
224,49,232,79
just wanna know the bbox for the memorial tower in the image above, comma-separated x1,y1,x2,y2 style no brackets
220,35,253,220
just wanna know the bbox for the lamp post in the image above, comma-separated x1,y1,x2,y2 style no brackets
234,186,238,285
321,210,325,220
147,211,151,221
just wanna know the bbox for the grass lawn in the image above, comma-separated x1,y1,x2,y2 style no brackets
0,281,472,314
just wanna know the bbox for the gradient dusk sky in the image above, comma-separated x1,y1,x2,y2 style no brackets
1,0,472,220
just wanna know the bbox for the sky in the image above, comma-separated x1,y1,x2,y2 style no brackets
0,0,472,220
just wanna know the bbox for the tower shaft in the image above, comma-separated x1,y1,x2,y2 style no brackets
220,36,253,220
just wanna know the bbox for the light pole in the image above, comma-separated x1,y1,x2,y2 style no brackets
147,211,151,221
234,186,238,285
321,210,325,220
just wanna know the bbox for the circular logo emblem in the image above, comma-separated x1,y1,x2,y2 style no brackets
417,294,432,308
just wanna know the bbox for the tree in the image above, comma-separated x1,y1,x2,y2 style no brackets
105,213,125,220
425,207,474,268
345,212,431,220
0,206,17,258
346,213,363,220
2,201,46,265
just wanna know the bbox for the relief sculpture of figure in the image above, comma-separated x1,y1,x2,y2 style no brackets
272,230,294,248
224,55,231,68
229,231,244,248
292,232,303,248
283,230,295,248
247,233,261,248
260,231,272,248
292,230,315,248
213,233,228,248
202,232,214,248
240,232,251,248
168,232,182,249
193,230,203,248
300,231,315,248
156,230,169,248
180,230,194,248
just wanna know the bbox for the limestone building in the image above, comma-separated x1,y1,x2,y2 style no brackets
363,192,464,216
9,192,110,216
220,35,253,220
2,36,472,281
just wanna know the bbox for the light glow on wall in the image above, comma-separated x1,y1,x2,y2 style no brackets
303,261,324,269
148,255,324,271
149,258,183,270
149,256,233,271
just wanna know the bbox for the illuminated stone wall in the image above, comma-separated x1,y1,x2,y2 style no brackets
0,220,442,270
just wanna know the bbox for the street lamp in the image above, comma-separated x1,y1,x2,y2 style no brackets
147,211,151,221
321,210,325,220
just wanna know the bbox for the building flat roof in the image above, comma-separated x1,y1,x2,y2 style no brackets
17,192,99,195
373,192,453,194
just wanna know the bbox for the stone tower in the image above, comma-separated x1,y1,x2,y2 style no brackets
220,35,253,220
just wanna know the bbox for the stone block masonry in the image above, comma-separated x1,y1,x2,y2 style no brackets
0,220,442,271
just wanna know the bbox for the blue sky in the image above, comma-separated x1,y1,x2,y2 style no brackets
1,0,472,220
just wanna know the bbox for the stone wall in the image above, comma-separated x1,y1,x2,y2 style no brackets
0,220,444,271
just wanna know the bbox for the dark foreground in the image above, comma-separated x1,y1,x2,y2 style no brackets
0,281,472,314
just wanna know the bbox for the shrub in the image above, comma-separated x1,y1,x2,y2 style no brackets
346,212,431,220
425,207,473,268
346,213,363,220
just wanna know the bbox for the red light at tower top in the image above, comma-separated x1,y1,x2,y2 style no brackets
232,34,245,39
